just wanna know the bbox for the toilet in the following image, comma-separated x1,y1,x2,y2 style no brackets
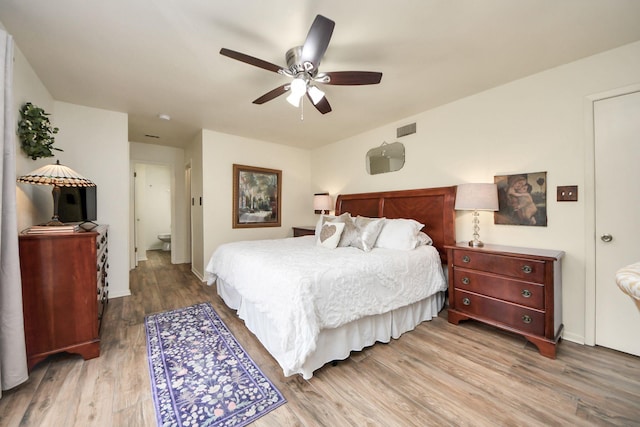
157,233,171,251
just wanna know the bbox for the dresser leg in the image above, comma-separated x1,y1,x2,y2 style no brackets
525,336,557,359
447,309,469,325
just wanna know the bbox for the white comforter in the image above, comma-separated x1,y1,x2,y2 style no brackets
205,236,447,376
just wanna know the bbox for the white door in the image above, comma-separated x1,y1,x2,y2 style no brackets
594,90,640,356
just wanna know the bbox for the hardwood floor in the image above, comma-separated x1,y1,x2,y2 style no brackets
1,250,639,426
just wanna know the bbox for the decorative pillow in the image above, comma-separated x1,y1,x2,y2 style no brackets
316,222,345,249
351,216,386,252
334,214,360,248
416,231,433,247
315,212,349,237
375,218,425,250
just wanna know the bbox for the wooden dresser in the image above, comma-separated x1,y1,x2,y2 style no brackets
18,224,109,370
446,243,564,358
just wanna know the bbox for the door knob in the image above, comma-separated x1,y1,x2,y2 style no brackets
601,234,613,243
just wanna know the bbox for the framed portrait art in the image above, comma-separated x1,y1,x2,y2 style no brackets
232,164,282,228
494,171,547,226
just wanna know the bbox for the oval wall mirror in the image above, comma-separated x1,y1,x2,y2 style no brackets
366,142,405,175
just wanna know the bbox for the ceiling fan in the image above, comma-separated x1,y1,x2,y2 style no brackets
219,14,382,115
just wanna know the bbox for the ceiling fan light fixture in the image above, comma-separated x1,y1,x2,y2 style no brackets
286,92,302,107
290,77,307,96
307,85,325,105
286,77,307,107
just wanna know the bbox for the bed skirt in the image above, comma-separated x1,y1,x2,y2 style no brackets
216,279,445,379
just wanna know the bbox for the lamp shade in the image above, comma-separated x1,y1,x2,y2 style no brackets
455,183,498,211
313,193,332,214
17,160,95,187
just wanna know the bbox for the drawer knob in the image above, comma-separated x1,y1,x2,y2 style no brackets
462,297,471,306
462,255,471,263
461,277,470,285
522,315,532,324
521,265,533,274
521,289,532,298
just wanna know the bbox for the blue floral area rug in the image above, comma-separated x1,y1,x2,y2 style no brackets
145,302,286,427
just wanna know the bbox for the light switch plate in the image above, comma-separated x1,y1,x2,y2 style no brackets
557,185,578,202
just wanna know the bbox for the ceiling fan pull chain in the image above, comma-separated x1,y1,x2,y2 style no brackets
300,98,304,121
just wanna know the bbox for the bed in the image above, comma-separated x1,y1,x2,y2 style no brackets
205,186,456,379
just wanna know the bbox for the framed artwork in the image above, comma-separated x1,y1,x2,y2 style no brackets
232,164,282,228
494,171,547,226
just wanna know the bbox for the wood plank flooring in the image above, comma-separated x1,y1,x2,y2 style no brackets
1,250,639,426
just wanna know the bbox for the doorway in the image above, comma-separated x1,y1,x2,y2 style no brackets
134,163,172,262
593,90,640,356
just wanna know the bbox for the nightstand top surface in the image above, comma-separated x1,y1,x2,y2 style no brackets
446,242,564,260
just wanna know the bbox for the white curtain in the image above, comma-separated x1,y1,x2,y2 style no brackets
0,29,28,398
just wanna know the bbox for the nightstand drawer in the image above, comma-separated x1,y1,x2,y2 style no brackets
452,250,546,283
452,269,544,309
453,289,545,336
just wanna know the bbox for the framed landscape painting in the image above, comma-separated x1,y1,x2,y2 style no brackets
494,171,547,226
232,164,282,228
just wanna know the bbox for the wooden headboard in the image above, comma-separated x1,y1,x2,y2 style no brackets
335,186,457,262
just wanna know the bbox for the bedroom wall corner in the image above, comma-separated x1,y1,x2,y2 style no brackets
199,129,313,280
12,41,57,231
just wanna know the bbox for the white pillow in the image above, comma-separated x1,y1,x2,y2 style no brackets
317,222,345,249
416,231,433,247
375,218,425,250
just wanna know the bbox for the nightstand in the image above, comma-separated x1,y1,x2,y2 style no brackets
446,243,564,358
292,226,315,237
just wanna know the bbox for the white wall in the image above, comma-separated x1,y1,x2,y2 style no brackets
194,129,313,280
311,40,640,345
185,132,203,278
12,41,130,299
130,142,189,265
13,45,56,230
53,102,130,298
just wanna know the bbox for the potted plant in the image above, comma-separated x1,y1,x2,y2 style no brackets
17,102,63,160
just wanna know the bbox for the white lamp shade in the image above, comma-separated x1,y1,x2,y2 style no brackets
286,77,307,107
455,183,498,211
307,86,325,105
286,92,302,107
313,194,332,212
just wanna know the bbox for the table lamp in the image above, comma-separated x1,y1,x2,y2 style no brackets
17,160,95,226
455,183,499,247
313,192,332,214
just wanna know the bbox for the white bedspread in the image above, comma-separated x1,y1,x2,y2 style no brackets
205,235,447,376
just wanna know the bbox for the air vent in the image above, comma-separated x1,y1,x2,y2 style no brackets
397,123,416,138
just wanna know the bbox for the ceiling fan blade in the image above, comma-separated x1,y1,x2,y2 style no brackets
220,48,283,73
323,71,383,85
300,15,335,71
308,93,332,114
253,85,289,104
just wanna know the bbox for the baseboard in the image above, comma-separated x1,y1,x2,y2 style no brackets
561,331,585,345
108,289,132,299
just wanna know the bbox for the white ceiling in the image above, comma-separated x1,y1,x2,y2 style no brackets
2,1,640,149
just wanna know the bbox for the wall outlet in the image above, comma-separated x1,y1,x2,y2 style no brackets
557,185,578,201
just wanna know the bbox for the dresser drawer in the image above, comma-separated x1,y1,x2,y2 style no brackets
452,249,546,283
451,269,544,309
453,289,545,336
